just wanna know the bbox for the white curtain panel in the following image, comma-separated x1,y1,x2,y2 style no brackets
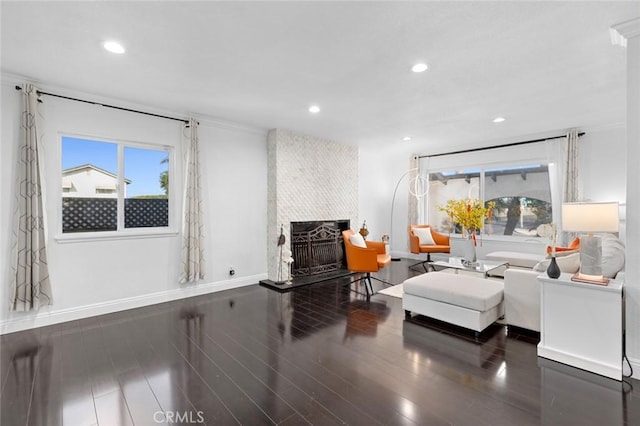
179,118,205,283
10,84,52,311
563,129,580,202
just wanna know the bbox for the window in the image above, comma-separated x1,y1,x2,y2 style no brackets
428,168,481,234
426,163,552,238
484,165,552,237
61,136,172,235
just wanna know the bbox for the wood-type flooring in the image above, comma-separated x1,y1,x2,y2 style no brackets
2,259,639,425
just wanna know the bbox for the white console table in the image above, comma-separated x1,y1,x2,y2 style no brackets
537,273,623,381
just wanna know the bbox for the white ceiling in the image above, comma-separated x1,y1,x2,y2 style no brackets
1,1,638,153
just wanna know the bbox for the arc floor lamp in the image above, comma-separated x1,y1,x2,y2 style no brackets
388,168,428,261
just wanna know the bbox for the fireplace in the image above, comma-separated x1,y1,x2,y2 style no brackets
290,220,350,277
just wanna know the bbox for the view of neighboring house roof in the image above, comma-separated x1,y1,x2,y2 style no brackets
62,164,131,184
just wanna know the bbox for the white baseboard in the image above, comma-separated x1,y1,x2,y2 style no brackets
0,273,266,335
538,346,621,381
390,251,451,262
390,250,422,260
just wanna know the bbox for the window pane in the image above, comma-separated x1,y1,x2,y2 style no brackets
61,137,118,233
124,146,169,229
428,169,481,233
484,165,552,236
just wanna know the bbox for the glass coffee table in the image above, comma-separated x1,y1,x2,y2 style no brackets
429,257,508,278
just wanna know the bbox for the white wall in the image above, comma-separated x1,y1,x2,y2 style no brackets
201,121,268,283
580,126,627,203
359,144,417,258
1,77,268,333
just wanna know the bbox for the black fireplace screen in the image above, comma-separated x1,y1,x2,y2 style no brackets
290,220,349,277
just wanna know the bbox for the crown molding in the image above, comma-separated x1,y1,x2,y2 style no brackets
2,72,267,136
611,17,640,47
581,122,626,134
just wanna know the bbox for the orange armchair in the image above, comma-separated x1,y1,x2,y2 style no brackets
408,225,451,271
342,229,391,296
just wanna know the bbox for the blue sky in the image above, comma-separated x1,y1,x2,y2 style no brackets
62,136,168,197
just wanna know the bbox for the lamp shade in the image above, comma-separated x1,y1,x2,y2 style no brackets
562,202,619,233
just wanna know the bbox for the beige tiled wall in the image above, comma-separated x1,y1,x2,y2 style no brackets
267,129,358,280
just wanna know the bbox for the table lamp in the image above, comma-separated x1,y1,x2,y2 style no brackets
562,202,619,285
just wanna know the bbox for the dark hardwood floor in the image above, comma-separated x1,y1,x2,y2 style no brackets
2,259,639,425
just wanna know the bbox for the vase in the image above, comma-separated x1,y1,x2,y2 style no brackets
359,220,369,240
547,256,561,279
461,237,477,264
285,262,293,285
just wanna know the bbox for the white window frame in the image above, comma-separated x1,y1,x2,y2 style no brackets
56,133,178,242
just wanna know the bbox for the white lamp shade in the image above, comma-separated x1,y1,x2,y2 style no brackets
562,202,619,233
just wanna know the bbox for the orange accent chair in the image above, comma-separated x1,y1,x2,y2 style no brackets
546,236,580,255
408,225,451,271
342,229,391,297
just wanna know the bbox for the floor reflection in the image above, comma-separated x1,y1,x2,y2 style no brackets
181,307,205,366
402,320,506,373
4,265,640,425
343,299,391,340
5,343,53,425
267,281,351,342
268,279,393,343
539,357,628,426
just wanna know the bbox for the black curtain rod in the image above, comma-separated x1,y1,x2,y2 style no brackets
15,85,190,125
419,132,585,159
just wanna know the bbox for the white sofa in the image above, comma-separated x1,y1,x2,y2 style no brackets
503,268,544,331
488,252,580,332
494,233,625,333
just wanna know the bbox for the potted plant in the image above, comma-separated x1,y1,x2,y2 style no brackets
439,198,495,264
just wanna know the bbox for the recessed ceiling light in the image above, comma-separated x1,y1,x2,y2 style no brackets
308,105,320,113
411,63,428,73
103,41,125,54
493,116,506,123
402,136,412,141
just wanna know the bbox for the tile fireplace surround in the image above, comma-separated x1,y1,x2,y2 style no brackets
266,129,359,282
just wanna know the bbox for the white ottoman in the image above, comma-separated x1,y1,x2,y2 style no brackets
403,271,504,333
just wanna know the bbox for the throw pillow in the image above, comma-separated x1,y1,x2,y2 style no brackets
546,236,580,255
568,236,581,249
533,252,581,274
547,249,579,258
413,227,436,246
601,233,625,278
349,232,367,248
